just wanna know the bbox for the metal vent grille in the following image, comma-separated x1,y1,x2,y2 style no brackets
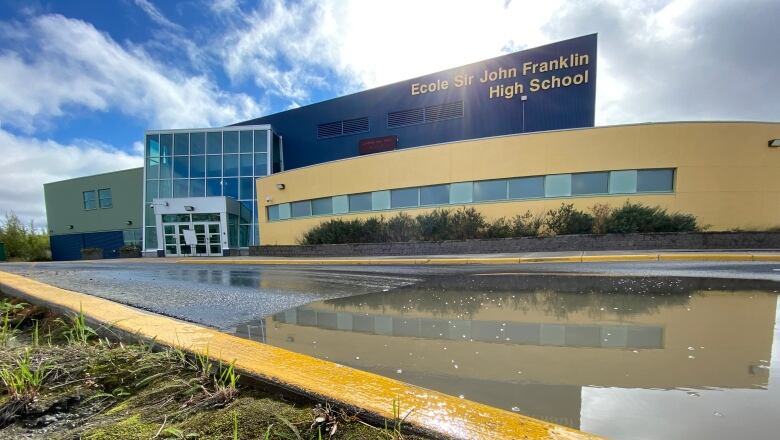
387,108,425,128
387,101,464,128
317,117,369,139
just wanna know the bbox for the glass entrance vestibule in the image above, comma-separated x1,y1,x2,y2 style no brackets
151,197,244,257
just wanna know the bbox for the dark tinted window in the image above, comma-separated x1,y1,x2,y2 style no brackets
572,172,609,195
391,188,419,208
420,184,449,205
349,193,372,212
509,176,544,199
637,169,674,192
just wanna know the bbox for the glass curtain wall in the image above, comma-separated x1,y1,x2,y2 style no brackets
144,126,273,251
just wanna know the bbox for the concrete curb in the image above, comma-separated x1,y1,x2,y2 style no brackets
178,253,780,266
0,270,601,440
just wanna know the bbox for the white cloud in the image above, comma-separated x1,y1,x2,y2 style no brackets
132,0,183,31
0,14,265,133
0,128,142,225
219,0,780,124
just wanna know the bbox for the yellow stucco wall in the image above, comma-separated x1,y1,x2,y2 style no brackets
256,122,780,245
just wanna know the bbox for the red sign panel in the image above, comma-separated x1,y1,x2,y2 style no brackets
358,136,398,155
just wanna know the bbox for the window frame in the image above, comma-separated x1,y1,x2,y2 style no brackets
98,188,113,209
83,190,97,210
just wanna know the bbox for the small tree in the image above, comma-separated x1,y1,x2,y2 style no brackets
0,212,50,261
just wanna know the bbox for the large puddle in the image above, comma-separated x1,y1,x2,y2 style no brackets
233,274,780,439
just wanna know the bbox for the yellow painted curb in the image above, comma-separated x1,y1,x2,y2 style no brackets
658,253,753,262
753,255,780,262
0,271,600,440
580,254,659,263
468,257,522,265
519,255,583,263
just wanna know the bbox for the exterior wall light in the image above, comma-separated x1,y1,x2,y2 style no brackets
68,225,74,229
276,183,286,190
126,220,133,225
770,139,780,148
184,206,195,212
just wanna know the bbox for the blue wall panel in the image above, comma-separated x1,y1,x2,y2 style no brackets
50,234,85,261
235,35,597,171
51,231,125,261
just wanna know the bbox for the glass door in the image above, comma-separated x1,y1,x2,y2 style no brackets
177,224,193,255
207,223,222,256
192,222,222,256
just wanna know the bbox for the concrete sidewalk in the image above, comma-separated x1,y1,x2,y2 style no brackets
178,249,780,265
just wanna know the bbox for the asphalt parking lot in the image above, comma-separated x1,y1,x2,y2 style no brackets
1,259,779,329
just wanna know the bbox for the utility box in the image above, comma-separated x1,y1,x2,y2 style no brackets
0,243,6,261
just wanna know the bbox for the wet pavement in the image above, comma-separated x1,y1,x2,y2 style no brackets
239,274,780,440
1,259,780,438
1,260,779,328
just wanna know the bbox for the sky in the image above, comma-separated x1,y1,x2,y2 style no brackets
0,0,778,227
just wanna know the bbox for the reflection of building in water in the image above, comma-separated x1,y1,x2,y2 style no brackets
234,288,777,429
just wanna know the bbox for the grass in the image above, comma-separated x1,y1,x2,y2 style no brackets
0,348,49,401
0,295,430,439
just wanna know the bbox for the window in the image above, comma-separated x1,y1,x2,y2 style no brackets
637,169,674,192
206,155,221,178
173,133,189,156
291,201,312,218
509,176,544,199
98,188,112,208
391,188,419,208
267,205,280,221
190,179,206,197
473,179,507,202
240,131,254,153
609,170,637,194
239,177,253,200
173,156,189,179
312,197,333,215
223,154,239,176
223,131,239,154
572,172,609,195
545,174,571,197
190,155,206,178
223,178,238,199
190,132,206,155
160,134,173,156
146,134,160,157
254,153,268,176
173,179,189,198
206,132,222,154
239,154,253,176
349,193,372,212
83,190,97,210
420,184,449,205
450,182,473,204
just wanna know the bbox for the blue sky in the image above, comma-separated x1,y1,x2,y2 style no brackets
0,0,778,225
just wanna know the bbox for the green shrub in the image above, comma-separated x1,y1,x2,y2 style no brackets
416,209,452,241
299,218,366,244
605,202,700,233
590,203,612,234
511,211,544,237
386,212,417,242
483,217,513,239
449,208,486,240
545,203,594,235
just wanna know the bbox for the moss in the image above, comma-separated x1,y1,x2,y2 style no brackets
84,414,159,440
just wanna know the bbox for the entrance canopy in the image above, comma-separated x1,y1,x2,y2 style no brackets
151,197,241,257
